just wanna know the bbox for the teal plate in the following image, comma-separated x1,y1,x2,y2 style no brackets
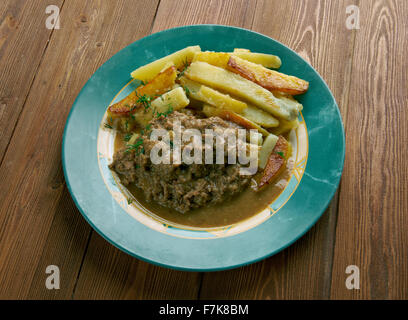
62,25,345,271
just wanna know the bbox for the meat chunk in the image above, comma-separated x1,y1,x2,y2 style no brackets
109,111,255,213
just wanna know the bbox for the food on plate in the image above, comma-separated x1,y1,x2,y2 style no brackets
108,66,177,119
179,77,247,113
258,136,290,189
193,50,281,69
105,46,308,227
184,61,302,121
130,45,201,81
227,56,309,95
241,105,279,128
109,112,255,213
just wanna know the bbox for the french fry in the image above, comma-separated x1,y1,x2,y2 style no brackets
179,76,247,113
217,110,270,136
202,105,270,137
272,118,300,135
228,56,309,95
258,136,290,189
130,45,201,81
178,76,203,100
151,87,190,112
198,86,247,113
108,66,177,119
242,105,279,128
192,51,231,68
202,104,220,117
233,48,251,53
193,51,281,69
185,61,301,121
249,131,263,146
258,134,279,169
231,51,281,69
134,87,190,126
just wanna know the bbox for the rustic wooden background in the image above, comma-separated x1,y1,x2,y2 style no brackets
0,0,406,300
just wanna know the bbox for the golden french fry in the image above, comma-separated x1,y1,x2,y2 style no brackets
185,61,301,121
108,66,177,119
202,104,220,117
130,46,201,81
178,76,203,100
228,56,309,95
217,110,270,136
192,52,231,68
271,118,300,135
194,51,281,69
134,87,190,126
233,48,251,53
231,51,281,69
242,105,279,128
198,86,247,113
258,136,290,189
151,87,190,112
202,105,269,136
179,77,247,114
258,134,279,169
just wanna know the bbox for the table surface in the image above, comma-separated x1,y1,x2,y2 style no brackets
0,0,406,300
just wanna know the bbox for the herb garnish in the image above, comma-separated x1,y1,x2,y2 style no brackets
125,136,144,155
177,58,189,78
104,123,113,129
276,151,285,159
183,85,190,97
123,133,133,142
154,105,173,118
135,93,152,111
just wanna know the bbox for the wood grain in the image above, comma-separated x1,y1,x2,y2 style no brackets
199,0,356,299
0,0,159,299
0,0,64,164
330,0,408,299
72,0,258,300
151,0,256,33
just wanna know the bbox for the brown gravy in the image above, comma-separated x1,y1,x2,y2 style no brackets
114,132,291,228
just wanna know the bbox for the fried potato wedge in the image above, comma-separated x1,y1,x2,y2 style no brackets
193,51,281,69
258,136,290,189
202,105,269,138
233,48,251,53
242,105,279,128
217,109,270,136
227,56,309,95
198,85,247,113
192,52,231,68
202,104,220,117
108,66,177,119
133,87,190,126
185,61,301,121
151,87,190,112
178,76,203,100
258,134,279,169
130,45,201,81
272,118,300,135
179,76,247,113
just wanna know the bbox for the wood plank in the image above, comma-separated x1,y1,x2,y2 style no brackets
0,0,64,164
73,232,202,299
330,0,408,299
151,0,256,33
0,0,159,299
199,0,356,299
72,0,258,300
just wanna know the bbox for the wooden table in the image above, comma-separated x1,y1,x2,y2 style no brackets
0,0,406,300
